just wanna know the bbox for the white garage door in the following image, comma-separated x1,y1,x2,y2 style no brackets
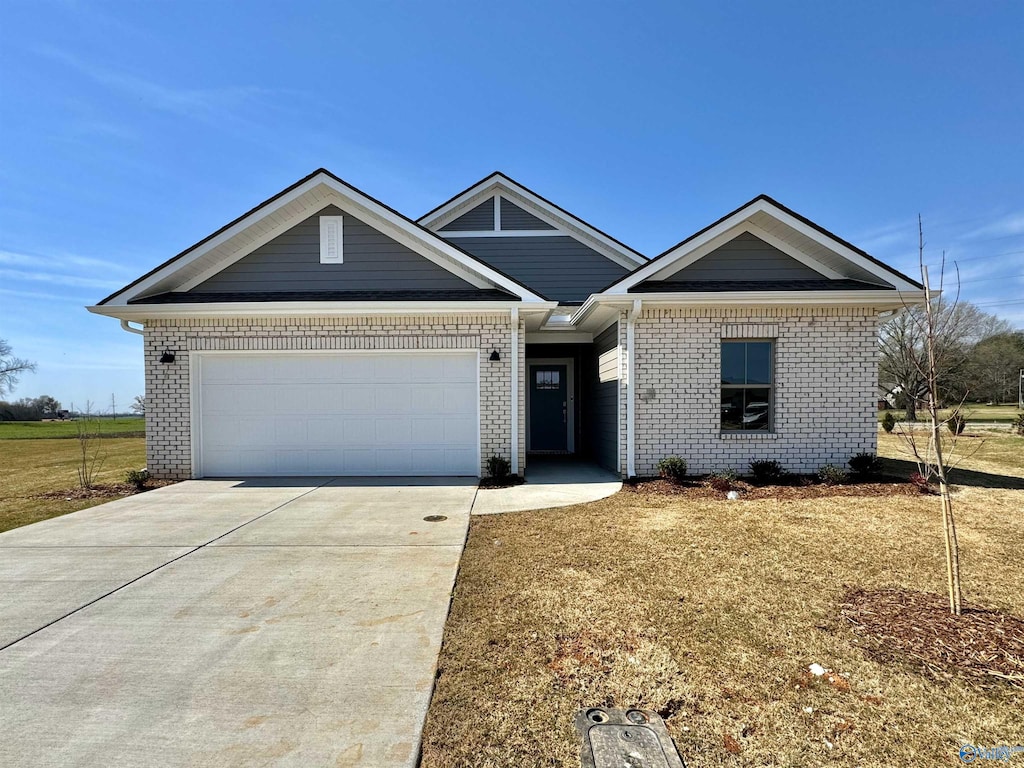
195,352,479,477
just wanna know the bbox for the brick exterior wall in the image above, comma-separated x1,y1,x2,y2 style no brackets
143,314,522,480
629,306,879,477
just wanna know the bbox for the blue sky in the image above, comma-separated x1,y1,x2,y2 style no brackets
1,1,1022,409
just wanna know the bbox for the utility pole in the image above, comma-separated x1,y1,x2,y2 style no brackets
110,393,116,422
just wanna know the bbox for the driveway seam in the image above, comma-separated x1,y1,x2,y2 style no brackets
0,480,331,653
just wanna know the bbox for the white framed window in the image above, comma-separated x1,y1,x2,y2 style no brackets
319,215,344,264
720,340,773,432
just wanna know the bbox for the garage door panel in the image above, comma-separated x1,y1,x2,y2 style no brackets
198,352,478,477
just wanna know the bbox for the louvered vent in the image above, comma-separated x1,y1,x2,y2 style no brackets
319,215,344,264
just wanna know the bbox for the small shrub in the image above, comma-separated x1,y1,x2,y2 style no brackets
486,455,511,480
848,452,882,479
708,469,736,493
749,459,787,486
881,412,896,433
909,471,930,492
1015,412,1024,437
657,456,688,484
125,468,150,491
817,464,848,485
947,410,966,435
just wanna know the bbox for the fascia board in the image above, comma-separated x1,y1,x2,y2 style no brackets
87,300,559,321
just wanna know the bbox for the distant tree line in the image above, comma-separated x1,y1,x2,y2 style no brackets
880,300,1023,419
0,395,63,421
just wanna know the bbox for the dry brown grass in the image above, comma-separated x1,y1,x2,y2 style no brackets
423,476,1024,765
0,437,146,533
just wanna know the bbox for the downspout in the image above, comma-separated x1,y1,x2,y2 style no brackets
626,299,641,478
510,307,520,476
120,319,144,335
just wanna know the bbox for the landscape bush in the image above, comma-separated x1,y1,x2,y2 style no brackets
882,411,896,433
749,459,787,485
817,464,848,485
125,468,150,491
948,410,967,435
486,455,511,480
848,452,882,479
1015,412,1024,436
656,456,688,484
708,469,736,493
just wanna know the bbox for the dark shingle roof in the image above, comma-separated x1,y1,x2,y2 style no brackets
628,279,893,294
129,289,517,305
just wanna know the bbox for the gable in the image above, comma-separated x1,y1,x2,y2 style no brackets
654,232,826,282
190,206,477,293
498,198,555,230
439,197,494,232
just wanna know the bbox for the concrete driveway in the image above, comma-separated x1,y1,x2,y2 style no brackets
0,477,475,767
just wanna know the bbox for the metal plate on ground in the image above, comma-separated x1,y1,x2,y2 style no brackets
574,708,686,768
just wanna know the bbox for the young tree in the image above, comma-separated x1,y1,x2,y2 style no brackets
0,339,35,395
894,217,974,615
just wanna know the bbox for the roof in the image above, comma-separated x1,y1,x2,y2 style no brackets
629,278,891,293
600,194,924,295
129,289,517,304
96,169,550,306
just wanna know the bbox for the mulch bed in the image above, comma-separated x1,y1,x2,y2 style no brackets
840,587,1024,688
478,475,526,490
34,481,176,501
624,477,922,499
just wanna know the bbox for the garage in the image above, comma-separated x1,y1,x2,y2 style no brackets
193,351,479,477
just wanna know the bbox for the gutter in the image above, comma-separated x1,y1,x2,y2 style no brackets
119,319,144,335
626,298,641,478
510,307,519,475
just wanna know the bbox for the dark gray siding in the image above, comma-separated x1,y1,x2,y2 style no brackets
658,231,825,282
450,236,629,302
191,206,476,293
582,324,619,471
439,197,495,231
500,198,555,230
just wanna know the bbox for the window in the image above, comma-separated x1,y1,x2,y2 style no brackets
535,370,560,390
720,341,772,432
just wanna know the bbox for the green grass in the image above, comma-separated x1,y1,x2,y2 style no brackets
878,404,1022,423
0,437,146,533
0,417,146,439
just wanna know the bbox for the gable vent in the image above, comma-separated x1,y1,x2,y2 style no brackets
320,215,344,264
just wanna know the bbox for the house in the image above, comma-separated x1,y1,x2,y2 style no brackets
89,169,924,480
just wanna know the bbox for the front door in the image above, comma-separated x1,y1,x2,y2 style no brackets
529,364,568,451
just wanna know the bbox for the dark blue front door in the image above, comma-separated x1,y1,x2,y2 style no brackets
530,365,567,451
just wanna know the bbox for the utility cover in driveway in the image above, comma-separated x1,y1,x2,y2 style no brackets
196,351,479,476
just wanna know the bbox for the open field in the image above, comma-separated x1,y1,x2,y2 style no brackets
0,437,146,533
878,427,1024,481
0,417,146,439
878,404,1022,423
423,435,1024,766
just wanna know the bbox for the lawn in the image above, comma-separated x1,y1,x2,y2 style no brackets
0,417,146,439
423,435,1024,766
0,437,146,533
878,404,1022,424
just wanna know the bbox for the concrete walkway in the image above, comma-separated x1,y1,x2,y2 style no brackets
471,457,622,515
0,477,476,767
